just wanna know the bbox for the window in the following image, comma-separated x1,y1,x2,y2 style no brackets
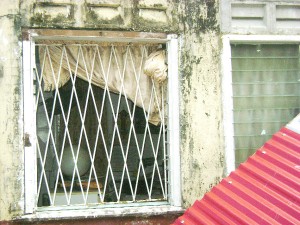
23,30,180,215
222,36,300,172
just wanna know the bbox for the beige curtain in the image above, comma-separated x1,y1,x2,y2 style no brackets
38,42,167,125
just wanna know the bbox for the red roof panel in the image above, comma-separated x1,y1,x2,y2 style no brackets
172,127,300,225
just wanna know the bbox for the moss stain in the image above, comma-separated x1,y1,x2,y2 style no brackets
30,2,75,28
30,12,75,28
181,0,219,35
84,7,124,28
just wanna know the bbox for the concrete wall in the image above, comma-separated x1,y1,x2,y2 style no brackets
0,0,224,221
178,1,224,207
0,0,24,220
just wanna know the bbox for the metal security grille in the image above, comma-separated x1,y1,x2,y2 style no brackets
34,42,168,207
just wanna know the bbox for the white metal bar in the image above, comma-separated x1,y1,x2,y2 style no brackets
146,82,165,199
111,46,137,200
54,46,79,205
101,45,120,200
128,46,152,199
92,45,114,201
119,46,145,201
27,36,174,209
81,46,103,204
167,35,181,207
110,45,134,201
35,57,54,205
162,86,168,199
93,46,113,202
44,45,73,205
149,121,165,198
221,36,236,175
35,46,56,206
23,40,37,213
68,45,95,204
34,46,53,208
141,81,157,199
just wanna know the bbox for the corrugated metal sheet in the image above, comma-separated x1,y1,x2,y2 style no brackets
173,127,300,225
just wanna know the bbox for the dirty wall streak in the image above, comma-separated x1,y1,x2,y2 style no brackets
178,0,224,208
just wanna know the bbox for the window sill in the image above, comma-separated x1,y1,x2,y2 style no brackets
16,205,184,222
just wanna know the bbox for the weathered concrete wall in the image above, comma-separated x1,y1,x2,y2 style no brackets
20,0,179,32
178,0,224,207
0,0,24,221
0,0,224,221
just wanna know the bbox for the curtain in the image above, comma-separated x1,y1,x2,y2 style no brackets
231,44,300,168
38,42,167,125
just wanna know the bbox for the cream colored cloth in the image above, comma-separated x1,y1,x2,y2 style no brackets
39,43,167,125
144,50,167,83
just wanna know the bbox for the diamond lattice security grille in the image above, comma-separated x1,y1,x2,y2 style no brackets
34,43,168,207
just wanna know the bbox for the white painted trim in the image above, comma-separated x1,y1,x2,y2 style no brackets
167,35,181,207
23,40,37,214
222,34,300,174
221,36,235,176
220,0,231,33
19,205,183,221
227,35,300,43
286,113,300,134
22,31,182,215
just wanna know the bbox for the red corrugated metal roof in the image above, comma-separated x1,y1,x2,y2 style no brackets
173,127,300,225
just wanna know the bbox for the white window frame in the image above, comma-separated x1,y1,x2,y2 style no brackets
22,30,181,218
222,35,300,175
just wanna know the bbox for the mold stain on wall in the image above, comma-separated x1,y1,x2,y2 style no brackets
0,0,226,221
178,0,224,207
30,2,76,28
0,10,24,219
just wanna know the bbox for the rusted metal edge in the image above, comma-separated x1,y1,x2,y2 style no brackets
22,29,169,43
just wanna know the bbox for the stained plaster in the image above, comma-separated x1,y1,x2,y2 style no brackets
0,0,225,220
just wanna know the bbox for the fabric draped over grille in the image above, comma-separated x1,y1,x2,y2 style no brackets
38,42,167,125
